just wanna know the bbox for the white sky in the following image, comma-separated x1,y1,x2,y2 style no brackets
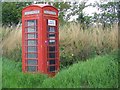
68,0,102,21
83,0,110,15
83,0,100,15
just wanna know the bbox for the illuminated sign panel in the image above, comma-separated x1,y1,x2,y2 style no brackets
44,10,56,15
25,10,40,15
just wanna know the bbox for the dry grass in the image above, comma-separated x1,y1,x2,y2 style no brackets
1,27,22,58
1,23,118,61
60,23,118,56
2,27,22,49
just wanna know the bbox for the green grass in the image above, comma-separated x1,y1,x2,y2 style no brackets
2,51,118,88
42,52,118,88
2,58,47,88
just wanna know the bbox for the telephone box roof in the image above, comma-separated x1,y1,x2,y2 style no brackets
23,4,58,11
32,4,50,7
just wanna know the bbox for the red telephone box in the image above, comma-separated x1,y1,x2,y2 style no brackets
22,4,59,76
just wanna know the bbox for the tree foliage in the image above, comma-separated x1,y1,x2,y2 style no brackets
2,1,119,28
2,2,31,26
92,2,119,29
53,2,71,24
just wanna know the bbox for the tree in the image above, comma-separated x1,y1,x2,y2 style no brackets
92,2,118,29
2,2,31,27
2,2,71,26
68,1,92,29
53,2,71,24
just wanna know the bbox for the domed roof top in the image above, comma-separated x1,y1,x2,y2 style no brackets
32,4,51,7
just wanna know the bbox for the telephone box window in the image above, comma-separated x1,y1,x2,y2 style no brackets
28,34,37,39
27,66,37,72
49,46,55,51
27,27,37,33
27,60,38,65
49,53,55,58
27,20,37,32
27,53,37,58
49,66,55,72
48,27,55,32
49,60,55,64
28,40,37,46
28,20,36,26
28,46,37,52
49,40,55,45
48,34,55,39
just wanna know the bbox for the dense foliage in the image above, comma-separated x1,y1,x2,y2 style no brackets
2,2,31,26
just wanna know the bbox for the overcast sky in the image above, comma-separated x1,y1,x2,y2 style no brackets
68,0,102,21
83,0,100,15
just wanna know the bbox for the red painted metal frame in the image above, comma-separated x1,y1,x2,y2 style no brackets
22,4,59,76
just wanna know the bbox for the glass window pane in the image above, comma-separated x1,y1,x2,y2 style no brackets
49,40,55,45
27,60,38,65
28,46,37,52
28,27,36,32
49,60,55,64
28,34,37,39
27,66,37,72
49,46,55,51
48,27,55,32
49,66,55,72
28,40,37,46
48,34,55,39
28,20,36,26
25,20,37,33
49,53,55,58
27,53,37,58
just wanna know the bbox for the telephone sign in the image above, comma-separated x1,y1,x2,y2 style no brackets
48,20,56,26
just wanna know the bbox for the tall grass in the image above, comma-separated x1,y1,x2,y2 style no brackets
1,23,118,63
1,27,22,61
1,27,22,51
60,23,118,54
1,23,118,88
59,23,118,66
